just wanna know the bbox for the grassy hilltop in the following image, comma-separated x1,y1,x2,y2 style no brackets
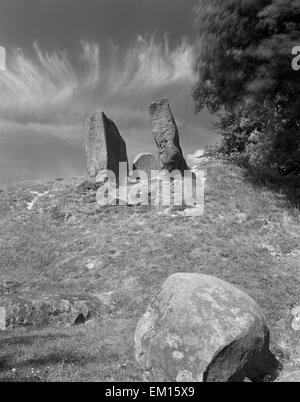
0,159,299,381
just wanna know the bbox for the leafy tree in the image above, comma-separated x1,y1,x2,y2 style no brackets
193,0,300,174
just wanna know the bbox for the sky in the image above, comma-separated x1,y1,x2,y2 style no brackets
0,0,217,184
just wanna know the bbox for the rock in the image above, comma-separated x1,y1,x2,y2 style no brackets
66,215,77,225
0,307,5,330
0,294,108,330
76,180,103,195
177,205,204,217
132,153,159,178
275,371,300,382
0,280,21,295
149,98,188,173
134,273,271,382
49,205,68,223
94,292,115,312
85,111,128,178
291,306,300,331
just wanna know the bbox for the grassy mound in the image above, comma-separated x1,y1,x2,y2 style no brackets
0,160,299,381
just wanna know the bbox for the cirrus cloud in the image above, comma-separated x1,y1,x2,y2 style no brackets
0,35,217,184
0,35,195,125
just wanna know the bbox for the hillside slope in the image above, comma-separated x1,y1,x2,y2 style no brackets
0,160,299,382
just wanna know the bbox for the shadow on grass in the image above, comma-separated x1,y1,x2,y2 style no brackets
0,331,98,382
244,168,300,209
258,351,283,383
0,333,70,348
1,376,44,382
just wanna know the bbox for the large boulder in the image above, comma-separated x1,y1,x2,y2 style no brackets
134,273,271,382
149,98,189,173
85,111,128,178
132,153,159,178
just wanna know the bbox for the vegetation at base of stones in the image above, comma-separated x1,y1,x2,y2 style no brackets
76,180,103,196
0,160,299,381
193,0,300,182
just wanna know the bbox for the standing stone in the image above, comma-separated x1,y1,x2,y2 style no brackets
85,112,128,178
149,98,188,173
135,273,271,382
132,153,159,178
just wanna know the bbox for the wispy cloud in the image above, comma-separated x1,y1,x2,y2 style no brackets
0,36,217,184
0,40,98,123
107,35,194,93
187,149,206,166
0,35,195,125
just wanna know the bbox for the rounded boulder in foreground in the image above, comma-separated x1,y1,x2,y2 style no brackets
134,273,271,382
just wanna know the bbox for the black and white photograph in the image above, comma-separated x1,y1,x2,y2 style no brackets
0,0,299,385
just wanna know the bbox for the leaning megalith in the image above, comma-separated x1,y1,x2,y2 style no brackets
85,111,128,178
135,273,271,382
149,98,188,173
132,153,159,178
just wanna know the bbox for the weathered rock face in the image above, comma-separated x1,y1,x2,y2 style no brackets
0,294,108,330
86,111,128,178
134,273,271,382
132,153,159,178
149,98,188,173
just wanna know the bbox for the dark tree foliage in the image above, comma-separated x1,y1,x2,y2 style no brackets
193,0,300,175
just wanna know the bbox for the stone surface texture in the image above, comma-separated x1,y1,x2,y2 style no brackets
86,111,128,178
149,98,188,173
132,153,159,177
135,273,271,382
0,294,107,330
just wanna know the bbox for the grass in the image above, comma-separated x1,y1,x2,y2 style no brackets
0,160,299,381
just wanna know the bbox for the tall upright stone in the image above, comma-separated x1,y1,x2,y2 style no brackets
149,98,189,173
85,111,128,178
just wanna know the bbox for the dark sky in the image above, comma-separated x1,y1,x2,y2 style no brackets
0,0,197,49
0,0,217,184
